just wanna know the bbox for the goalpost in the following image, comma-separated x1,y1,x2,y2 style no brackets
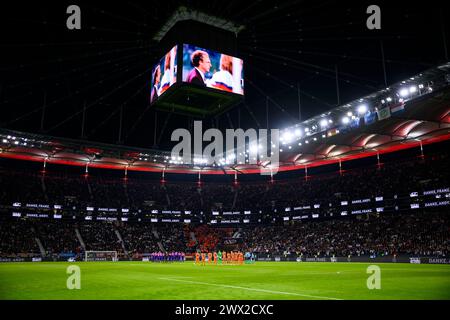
84,251,118,262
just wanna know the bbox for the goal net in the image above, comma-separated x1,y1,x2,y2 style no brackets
84,251,118,262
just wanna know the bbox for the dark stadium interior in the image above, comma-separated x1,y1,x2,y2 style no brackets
0,140,449,261
1,1,449,149
0,0,449,273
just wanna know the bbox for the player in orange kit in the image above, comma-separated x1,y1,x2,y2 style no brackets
238,252,244,265
222,251,227,265
227,252,232,265
213,251,218,265
208,252,212,264
195,252,200,265
201,252,206,266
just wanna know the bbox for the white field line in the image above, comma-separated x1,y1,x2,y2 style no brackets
158,277,343,300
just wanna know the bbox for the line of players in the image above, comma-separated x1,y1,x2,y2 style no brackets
195,251,244,265
150,252,185,262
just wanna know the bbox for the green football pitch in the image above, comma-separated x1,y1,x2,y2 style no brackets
0,261,449,300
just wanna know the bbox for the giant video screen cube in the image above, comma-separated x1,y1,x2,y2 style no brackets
150,44,244,116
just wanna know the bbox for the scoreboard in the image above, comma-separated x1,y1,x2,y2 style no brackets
150,43,244,116
150,18,244,116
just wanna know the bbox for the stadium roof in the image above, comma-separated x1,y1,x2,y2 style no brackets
1,63,449,176
1,2,449,150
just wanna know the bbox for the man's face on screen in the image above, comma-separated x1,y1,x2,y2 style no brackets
156,69,161,84
199,54,211,73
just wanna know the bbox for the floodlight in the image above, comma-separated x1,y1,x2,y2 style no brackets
283,131,293,142
399,88,409,97
342,116,350,125
357,105,367,114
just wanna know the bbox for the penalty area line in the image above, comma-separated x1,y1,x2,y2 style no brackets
157,277,343,300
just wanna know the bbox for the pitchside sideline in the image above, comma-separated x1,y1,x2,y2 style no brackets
0,262,449,300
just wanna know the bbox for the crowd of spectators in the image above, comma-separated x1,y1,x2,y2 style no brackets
187,225,235,252
158,224,186,252
0,151,448,259
1,210,447,259
78,221,123,253
34,221,82,257
0,152,448,213
0,219,40,258
117,223,159,258
239,212,449,257
0,219,187,259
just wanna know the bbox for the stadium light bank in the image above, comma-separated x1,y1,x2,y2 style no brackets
171,121,280,175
